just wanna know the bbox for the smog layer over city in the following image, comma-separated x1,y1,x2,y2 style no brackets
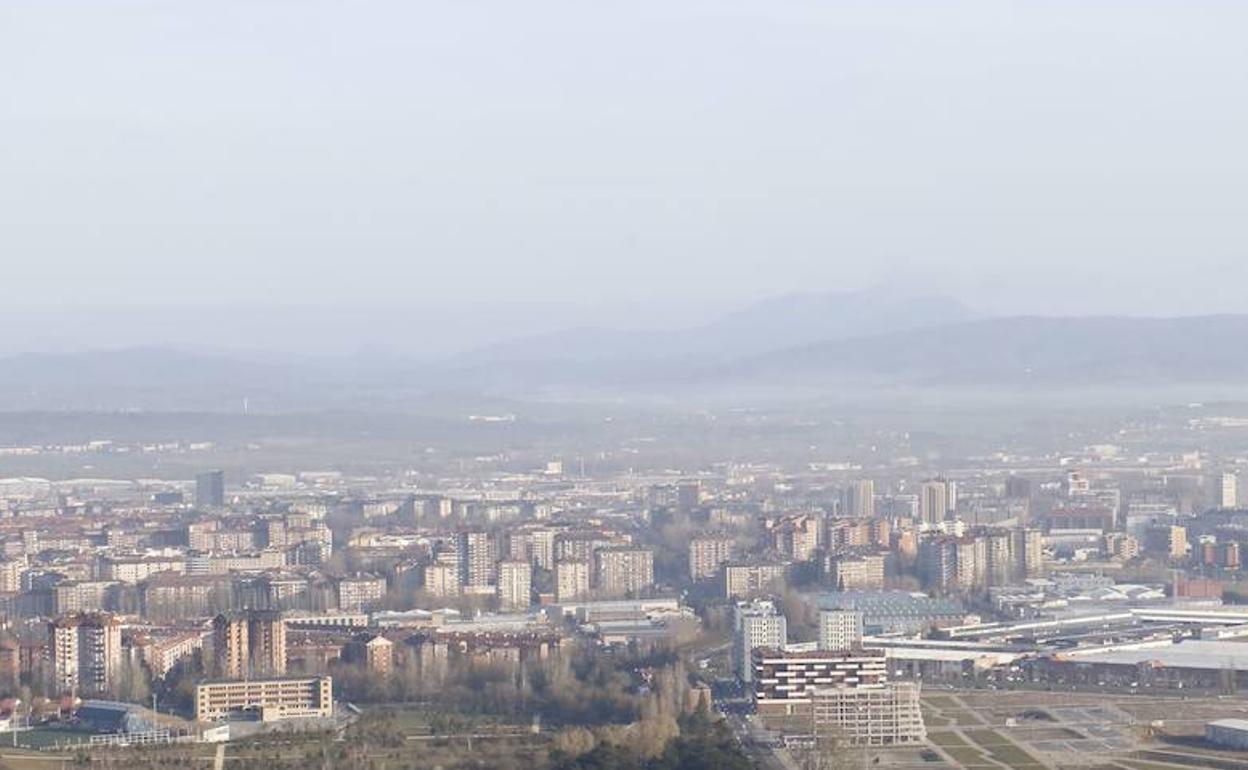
4,2,1248,769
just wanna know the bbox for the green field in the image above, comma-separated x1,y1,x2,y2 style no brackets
963,729,1046,770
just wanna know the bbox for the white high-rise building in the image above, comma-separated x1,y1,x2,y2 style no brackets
689,537,733,581
555,559,590,602
846,480,875,518
1221,473,1239,509
818,609,864,651
496,559,532,611
733,600,786,683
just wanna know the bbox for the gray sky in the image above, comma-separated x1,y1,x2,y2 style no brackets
3,0,1248,331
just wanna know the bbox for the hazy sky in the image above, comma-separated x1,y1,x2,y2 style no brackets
4,0,1248,325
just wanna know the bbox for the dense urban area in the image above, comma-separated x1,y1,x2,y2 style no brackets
0,402,1247,770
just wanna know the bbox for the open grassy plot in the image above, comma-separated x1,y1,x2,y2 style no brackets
929,730,1003,769
962,728,1047,770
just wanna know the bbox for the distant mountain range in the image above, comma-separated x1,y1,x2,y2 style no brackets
4,293,1248,410
729,314,1248,388
454,289,976,365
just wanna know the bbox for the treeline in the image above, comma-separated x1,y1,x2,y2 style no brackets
334,640,686,726
550,709,751,770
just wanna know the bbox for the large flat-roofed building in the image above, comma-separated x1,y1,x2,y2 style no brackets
812,681,925,747
820,591,966,635
1207,719,1248,750
752,647,887,716
195,676,333,722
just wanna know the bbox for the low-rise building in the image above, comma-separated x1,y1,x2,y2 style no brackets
195,676,333,722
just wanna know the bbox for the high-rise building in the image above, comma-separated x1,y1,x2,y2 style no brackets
845,480,875,518
529,528,557,570
1220,473,1239,509
1104,531,1140,562
344,633,393,675
336,573,387,611
555,559,591,603
213,610,286,679
983,530,1013,586
917,538,957,591
457,530,498,588
825,554,885,591
689,536,733,581
1005,476,1032,500
919,481,948,528
1065,470,1091,497
1012,527,1044,578
497,559,532,611
424,563,461,597
594,547,654,597
195,470,225,508
1144,525,1188,561
677,480,701,513
769,514,820,562
818,609,863,651
953,537,986,589
49,612,121,696
724,562,789,599
733,600,786,683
